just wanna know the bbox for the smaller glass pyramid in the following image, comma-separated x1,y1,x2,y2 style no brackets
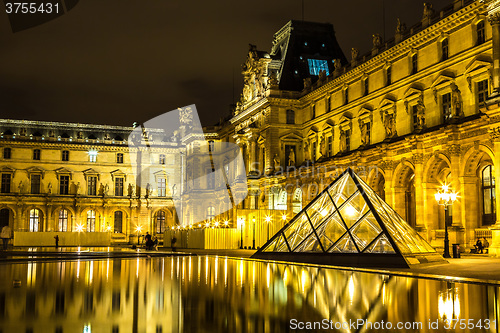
253,168,443,267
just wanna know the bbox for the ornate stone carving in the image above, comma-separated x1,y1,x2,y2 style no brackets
358,119,370,146
396,18,406,34
491,126,500,141
423,3,434,20
303,78,312,90
351,48,359,65
415,94,426,131
413,153,424,164
381,110,397,139
372,33,382,49
450,82,464,118
339,128,347,153
447,144,462,156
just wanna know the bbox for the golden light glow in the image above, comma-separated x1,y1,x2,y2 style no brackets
345,205,357,218
135,225,142,233
265,216,271,223
282,214,287,221
348,275,355,304
214,221,219,227
224,220,229,226
320,209,328,217
75,224,84,232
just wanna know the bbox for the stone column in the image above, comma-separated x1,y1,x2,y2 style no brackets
487,2,500,94
413,155,427,232
244,130,258,176
489,127,500,256
459,176,479,249
449,144,465,247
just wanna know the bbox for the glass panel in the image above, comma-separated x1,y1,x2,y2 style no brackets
338,192,369,229
483,167,491,187
295,233,323,252
275,234,289,252
364,234,395,254
328,174,350,205
314,213,346,251
350,213,382,251
284,213,313,251
262,237,279,252
484,189,492,214
329,233,358,253
306,193,335,229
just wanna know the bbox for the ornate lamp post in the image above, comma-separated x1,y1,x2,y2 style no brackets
265,216,271,241
252,217,256,250
435,185,458,258
238,218,244,249
135,225,142,245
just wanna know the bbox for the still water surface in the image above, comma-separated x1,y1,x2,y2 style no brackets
0,256,498,333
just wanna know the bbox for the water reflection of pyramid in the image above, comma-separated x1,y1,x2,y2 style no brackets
252,168,446,268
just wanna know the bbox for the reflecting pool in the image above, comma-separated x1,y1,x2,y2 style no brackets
0,256,499,332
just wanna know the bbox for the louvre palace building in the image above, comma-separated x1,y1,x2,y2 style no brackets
1,0,500,253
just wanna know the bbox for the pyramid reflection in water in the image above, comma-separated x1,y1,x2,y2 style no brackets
252,168,446,268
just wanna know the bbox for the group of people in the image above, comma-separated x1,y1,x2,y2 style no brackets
474,237,490,254
144,232,159,251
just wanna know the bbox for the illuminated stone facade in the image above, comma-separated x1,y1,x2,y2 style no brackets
0,119,180,245
218,0,500,252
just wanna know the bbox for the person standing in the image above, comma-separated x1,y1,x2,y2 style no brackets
54,235,59,248
1,225,12,250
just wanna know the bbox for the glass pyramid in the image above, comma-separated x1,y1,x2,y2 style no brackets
253,168,443,267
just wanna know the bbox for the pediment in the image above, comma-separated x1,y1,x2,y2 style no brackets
306,127,318,138
378,95,397,110
54,167,73,174
0,166,15,174
280,131,302,141
403,86,423,100
430,71,455,88
111,169,127,181
464,55,492,75
321,120,334,131
358,105,373,118
25,166,45,178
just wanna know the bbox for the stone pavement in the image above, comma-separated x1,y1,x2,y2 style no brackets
1,246,500,285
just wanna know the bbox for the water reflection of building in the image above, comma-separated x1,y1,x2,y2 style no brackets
0,257,498,333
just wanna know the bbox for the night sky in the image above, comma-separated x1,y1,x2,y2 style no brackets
0,0,451,127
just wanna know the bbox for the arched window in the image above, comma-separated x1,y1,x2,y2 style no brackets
286,110,295,124
207,206,215,220
87,210,96,232
114,211,123,233
59,209,68,232
156,210,165,234
482,165,496,225
441,38,449,61
29,209,41,232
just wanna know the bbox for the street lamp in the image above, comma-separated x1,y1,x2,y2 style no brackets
435,184,458,258
238,218,244,249
265,216,271,241
135,225,142,245
252,217,256,250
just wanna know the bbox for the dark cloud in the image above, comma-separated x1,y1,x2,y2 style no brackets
0,0,451,126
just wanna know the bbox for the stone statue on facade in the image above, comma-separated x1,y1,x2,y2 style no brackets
396,18,406,34
339,128,347,153
423,3,434,20
242,77,252,103
128,183,134,197
47,182,52,195
288,149,295,166
351,48,359,62
104,184,109,196
382,111,397,138
451,83,464,118
372,34,382,49
318,135,325,158
145,183,151,198
49,130,55,138
415,95,426,130
303,141,310,161
303,78,312,91
18,181,23,193
77,131,83,139
359,121,370,146
268,71,278,88
76,182,81,195
273,154,281,170
318,70,327,83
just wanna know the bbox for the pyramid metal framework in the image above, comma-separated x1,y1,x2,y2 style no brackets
252,168,445,268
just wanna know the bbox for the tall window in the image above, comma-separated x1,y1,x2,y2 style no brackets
365,123,371,145
88,150,97,162
478,79,489,104
115,178,124,196
157,178,166,197
88,176,97,196
363,77,369,96
386,66,392,86
87,210,96,232
477,21,485,45
346,129,351,151
59,209,68,232
344,88,349,105
442,93,452,121
207,206,215,220
59,175,69,195
156,210,165,234
325,96,330,112
29,209,40,232
116,153,123,163
327,136,332,157
286,110,295,124
208,141,215,152
114,211,123,233
31,174,41,194
441,38,449,61
482,165,496,225
311,105,316,119
33,149,41,160
159,154,166,165
1,174,11,193
312,141,317,161
411,54,418,75
62,150,69,162
3,148,11,159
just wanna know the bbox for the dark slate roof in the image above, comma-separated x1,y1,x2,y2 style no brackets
270,20,347,92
